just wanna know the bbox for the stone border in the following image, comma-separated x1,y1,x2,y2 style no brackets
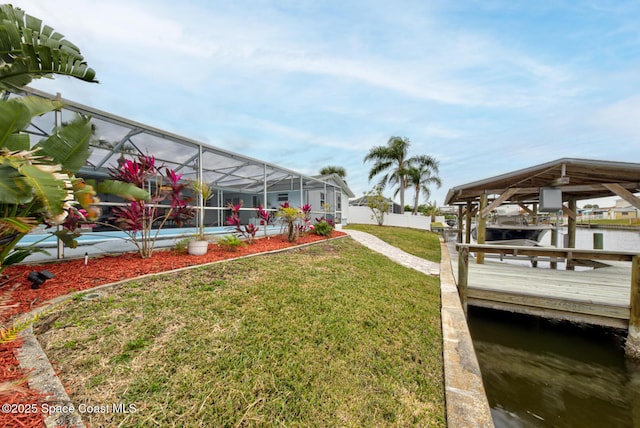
15,235,348,428
440,240,494,427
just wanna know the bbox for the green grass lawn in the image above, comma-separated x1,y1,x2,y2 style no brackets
577,218,640,226
344,224,441,262
37,238,445,427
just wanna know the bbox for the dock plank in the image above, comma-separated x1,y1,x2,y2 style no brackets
447,243,633,327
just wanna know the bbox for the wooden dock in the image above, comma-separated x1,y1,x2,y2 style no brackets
448,242,635,329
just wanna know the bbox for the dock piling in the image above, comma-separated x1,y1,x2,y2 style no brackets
626,255,640,359
457,246,469,315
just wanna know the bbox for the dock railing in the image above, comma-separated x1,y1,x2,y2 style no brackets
455,243,640,359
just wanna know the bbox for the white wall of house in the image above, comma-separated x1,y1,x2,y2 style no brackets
264,189,350,226
348,206,432,230
266,191,302,210
338,191,349,225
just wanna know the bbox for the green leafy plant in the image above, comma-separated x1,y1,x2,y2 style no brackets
0,4,98,91
311,220,333,237
0,5,101,273
174,237,191,254
0,5,145,272
190,179,213,241
217,234,246,251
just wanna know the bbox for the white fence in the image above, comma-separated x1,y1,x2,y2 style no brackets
348,206,432,230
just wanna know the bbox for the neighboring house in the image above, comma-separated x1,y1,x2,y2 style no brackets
610,207,638,220
579,208,609,221
608,199,639,220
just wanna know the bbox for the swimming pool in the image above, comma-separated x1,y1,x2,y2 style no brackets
17,225,283,248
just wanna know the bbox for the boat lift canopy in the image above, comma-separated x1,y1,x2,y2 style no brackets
445,158,640,263
445,157,640,210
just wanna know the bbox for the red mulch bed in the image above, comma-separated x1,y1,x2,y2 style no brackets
0,231,345,427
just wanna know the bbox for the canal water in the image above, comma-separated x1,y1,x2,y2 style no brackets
468,227,640,427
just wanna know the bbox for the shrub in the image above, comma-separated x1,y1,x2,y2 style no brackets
174,237,191,254
218,235,246,251
311,220,333,237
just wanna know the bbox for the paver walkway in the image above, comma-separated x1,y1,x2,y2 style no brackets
343,229,440,276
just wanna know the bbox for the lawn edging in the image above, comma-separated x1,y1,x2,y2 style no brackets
439,239,494,427
15,235,348,428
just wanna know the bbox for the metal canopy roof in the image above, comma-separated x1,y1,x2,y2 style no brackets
445,158,640,207
19,87,347,196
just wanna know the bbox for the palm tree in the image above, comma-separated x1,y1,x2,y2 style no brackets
364,136,411,214
319,165,347,179
405,155,441,215
422,201,441,221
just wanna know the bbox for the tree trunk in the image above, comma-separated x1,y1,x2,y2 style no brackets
287,223,297,242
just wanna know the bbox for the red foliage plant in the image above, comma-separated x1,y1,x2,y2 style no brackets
106,155,194,257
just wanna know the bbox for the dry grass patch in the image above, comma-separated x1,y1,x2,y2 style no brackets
36,238,444,427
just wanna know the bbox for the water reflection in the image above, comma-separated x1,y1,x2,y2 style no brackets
468,307,640,428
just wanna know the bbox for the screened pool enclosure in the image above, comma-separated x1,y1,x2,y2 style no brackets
15,87,349,258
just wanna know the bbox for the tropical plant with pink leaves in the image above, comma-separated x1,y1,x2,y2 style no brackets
225,201,259,244
107,154,193,258
256,205,274,238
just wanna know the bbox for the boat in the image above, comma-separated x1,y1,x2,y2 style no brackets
472,215,552,244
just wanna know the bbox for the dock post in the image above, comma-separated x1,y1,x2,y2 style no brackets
457,205,463,243
477,195,487,264
626,255,640,359
465,201,472,244
458,247,469,316
567,199,577,270
550,227,558,270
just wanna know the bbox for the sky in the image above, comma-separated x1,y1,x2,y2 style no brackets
12,0,640,208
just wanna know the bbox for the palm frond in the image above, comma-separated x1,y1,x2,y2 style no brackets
96,179,151,201
0,216,35,234
18,163,67,217
34,114,92,173
0,4,98,91
0,164,32,205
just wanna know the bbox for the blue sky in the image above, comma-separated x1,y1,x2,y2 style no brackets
14,0,640,207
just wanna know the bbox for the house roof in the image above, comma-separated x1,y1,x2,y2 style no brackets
313,174,355,198
445,158,640,207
